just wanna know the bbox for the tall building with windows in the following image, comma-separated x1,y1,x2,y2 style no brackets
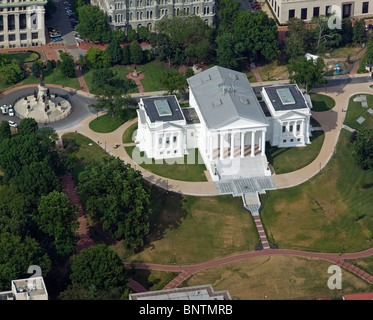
90,0,216,32
0,0,47,49
268,0,373,25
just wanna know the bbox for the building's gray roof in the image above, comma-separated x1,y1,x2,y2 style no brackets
182,107,200,124
263,84,309,112
187,66,268,129
141,96,185,123
129,284,231,300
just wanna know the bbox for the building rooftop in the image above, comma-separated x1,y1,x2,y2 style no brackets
187,66,268,129
141,96,185,123
182,108,200,125
129,284,231,300
11,277,48,300
262,84,310,112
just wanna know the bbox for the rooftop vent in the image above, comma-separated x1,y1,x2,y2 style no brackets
212,98,223,108
229,73,238,80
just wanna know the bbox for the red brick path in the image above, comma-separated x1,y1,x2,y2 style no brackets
60,172,95,254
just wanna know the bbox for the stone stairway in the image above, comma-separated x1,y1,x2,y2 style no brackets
60,172,95,254
253,215,271,250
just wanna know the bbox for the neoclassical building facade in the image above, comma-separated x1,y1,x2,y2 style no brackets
0,0,47,49
90,0,216,31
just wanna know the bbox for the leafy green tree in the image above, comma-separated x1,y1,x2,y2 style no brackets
0,59,25,85
284,18,311,59
77,157,151,249
217,0,241,34
160,70,187,95
137,26,150,42
0,120,11,142
129,40,143,65
85,47,111,69
287,56,326,93
70,244,127,291
76,5,109,42
121,45,130,65
127,29,138,42
37,190,79,259
106,39,123,65
216,32,240,70
18,118,39,136
341,18,353,45
31,60,43,78
59,53,75,78
353,19,366,44
310,15,342,52
352,128,373,170
0,232,51,290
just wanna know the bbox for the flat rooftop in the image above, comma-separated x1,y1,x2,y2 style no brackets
263,84,309,111
129,284,231,300
142,96,185,123
182,107,200,124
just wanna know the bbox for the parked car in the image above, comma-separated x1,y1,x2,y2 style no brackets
1,104,8,114
74,33,83,41
8,108,14,117
8,120,17,128
50,33,61,38
52,37,63,42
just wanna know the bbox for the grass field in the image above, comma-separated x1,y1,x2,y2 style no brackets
1,51,40,63
323,46,362,59
89,113,129,133
260,129,373,253
258,60,289,81
344,94,373,130
122,122,138,143
61,132,110,182
265,130,325,174
310,93,336,112
125,146,208,182
125,190,259,265
186,255,369,300
128,270,177,291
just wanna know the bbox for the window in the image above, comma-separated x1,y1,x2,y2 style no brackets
173,136,177,143
0,35,3,42
325,5,331,16
363,2,369,14
283,139,287,143
288,9,295,20
301,8,307,20
20,33,27,40
296,124,301,132
313,7,319,17
8,34,15,41
290,139,294,142
174,150,177,154
282,125,286,133
32,32,38,40
297,138,301,142
159,137,162,144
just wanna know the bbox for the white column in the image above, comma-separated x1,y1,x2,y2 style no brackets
261,131,266,156
209,134,213,160
220,133,224,160
240,132,245,158
251,131,256,157
162,134,166,150
230,132,235,159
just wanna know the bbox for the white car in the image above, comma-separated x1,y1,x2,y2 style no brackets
8,109,14,117
8,120,17,128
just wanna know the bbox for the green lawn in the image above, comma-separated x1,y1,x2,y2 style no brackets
310,93,336,111
89,113,127,133
2,51,40,63
61,132,110,182
122,122,138,143
344,94,373,130
322,46,362,59
128,270,177,291
258,60,289,81
265,130,325,174
260,129,373,253
125,146,207,182
127,189,259,265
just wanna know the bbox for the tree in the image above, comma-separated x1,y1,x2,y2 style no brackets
0,59,25,85
76,5,109,42
127,29,138,42
0,120,11,142
18,118,39,136
352,128,373,170
59,52,75,78
285,18,311,59
341,18,353,46
217,0,241,34
129,40,143,65
106,39,123,65
137,26,150,42
216,32,240,70
310,15,342,52
37,191,79,259
70,245,127,292
31,60,43,78
0,232,51,290
287,56,326,93
353,19,366,44
160,70,187,95
85,47,111,69
77,157,151,249
121,45,131,65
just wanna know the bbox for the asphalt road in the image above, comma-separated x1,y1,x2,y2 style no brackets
0,87,97,131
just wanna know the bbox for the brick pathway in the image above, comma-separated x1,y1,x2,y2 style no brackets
126,71,145,93
60,172,95,254
162,271,192,290
253,215,270,250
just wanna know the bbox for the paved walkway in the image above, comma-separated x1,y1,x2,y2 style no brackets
125,247,373,290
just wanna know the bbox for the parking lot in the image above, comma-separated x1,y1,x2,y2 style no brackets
46,0,81,46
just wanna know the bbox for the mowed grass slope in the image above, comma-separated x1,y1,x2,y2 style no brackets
260,129,373,253
186,255,369,300
344,94,373,130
